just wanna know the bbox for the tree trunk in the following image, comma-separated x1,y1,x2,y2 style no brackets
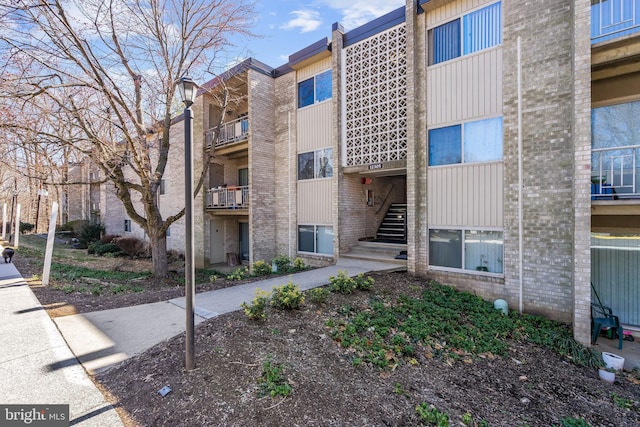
150,233,169,279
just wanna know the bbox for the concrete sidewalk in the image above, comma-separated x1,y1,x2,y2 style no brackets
55,258,403,374
0,261,124,426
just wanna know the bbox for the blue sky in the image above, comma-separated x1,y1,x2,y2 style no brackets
227,0,405,68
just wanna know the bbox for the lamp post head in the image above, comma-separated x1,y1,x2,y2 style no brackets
177,76,197,107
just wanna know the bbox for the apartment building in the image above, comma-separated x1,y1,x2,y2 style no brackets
83,0,635,346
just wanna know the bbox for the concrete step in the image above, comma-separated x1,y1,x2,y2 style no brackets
342,242,408,266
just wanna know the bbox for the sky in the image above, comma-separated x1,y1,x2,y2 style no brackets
227,0,406,69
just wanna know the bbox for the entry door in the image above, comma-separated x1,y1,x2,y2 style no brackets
239,222,249,261
209,219,225,264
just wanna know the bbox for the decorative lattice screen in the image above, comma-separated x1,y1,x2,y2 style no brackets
344,24,408,167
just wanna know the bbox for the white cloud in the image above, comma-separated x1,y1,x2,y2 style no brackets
319,0,405,30
279,10,322,33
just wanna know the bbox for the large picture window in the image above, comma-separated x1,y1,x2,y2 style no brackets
429,2,501,65
298,225,333,255
298,148,333,180
298,70,332,108
429,228,503,274
429,117,502,166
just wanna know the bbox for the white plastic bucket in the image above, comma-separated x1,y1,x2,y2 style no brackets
602,352,625,371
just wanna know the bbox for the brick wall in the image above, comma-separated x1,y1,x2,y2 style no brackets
248,70,277,264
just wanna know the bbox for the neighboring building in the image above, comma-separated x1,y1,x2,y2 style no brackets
81,0,640,346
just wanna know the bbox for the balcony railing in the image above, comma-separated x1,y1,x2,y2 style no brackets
205,116,249,149
592,0,640,43
206,185,249,210
591,145,640,199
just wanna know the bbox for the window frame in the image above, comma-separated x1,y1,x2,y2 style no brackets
124,219,132,233
428,1,502,66
297,225,334,255
297,69,332,109
298,148,334,181
428,116,503,167
428,227,504,276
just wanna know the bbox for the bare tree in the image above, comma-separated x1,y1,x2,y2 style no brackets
0,0,255,277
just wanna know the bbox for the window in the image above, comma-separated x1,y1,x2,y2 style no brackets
298,225,333,255
429,117,502,166
159,179,166,195
298,148,333,180
166,226,171,237
429,2,501,65
124,219,132,232
429,229,503,274
298,70,332,108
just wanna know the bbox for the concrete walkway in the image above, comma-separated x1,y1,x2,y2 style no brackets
54,258,403,374
0,261,124,426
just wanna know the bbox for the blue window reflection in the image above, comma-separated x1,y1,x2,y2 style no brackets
429,125,461,166
298,78,314,108
315,70,332,103
464,117,503,163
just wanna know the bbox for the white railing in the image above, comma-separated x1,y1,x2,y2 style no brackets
206,185,249,209
205,116,249,149
592,144,640,199
592,0,640,43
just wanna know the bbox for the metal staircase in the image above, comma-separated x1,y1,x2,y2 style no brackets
375,203,407,243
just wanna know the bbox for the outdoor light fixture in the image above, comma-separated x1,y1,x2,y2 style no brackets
177,75,198,370
177,76,197,107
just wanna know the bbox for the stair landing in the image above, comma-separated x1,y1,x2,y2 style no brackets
341,241,408,267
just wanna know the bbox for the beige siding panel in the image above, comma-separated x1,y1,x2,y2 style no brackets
297,101,333,152
428,162,503,227
427,48,502,125
427,0,495,27
297,58,332,81
297,179,332,224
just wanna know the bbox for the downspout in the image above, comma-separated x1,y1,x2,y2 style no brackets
288,111,292,259
517,36,524,314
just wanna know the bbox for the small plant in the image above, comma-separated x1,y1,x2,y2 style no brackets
19,222,35,234
353,272,374,290
209,274,219,282
270,281,304,310
292,257,306,271
62,285,76,294
462,413,489,427
241,289,269,320
90,284,104,296
272,255,292,273
227,267,248,281
329,270,357,294
416,403,449,426
257,357,292,398
308,287,330,304
559,417,591,427
611,393,637,410
95,242,121,256
251,260,272,277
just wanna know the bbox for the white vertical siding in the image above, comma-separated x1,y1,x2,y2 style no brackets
297,58,332,81
426,0,497,28
427,47,502,125
297,180,332,224
428,162,503,227
297,101,333,152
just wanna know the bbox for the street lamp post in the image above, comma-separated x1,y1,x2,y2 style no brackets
177,76,197,370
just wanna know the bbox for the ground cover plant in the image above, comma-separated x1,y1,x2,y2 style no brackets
12,236,640,426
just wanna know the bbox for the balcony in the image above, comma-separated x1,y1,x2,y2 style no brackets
205,116,249,150
592,145,640,200
592,0,640,44
206,185,249,211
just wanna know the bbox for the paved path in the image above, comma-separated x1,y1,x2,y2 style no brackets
0,261,124,426
55,258,403,374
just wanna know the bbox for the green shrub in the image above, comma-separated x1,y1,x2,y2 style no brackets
329,270,357,294
354,273,375,290
227,267,248,281
241,289,269,320
20,222,35,234
292,257,306,271
308,287,330,304
252,260,272,276
272,255,292,273
95,242,121,256
270,281,304,310
79,222,104,245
